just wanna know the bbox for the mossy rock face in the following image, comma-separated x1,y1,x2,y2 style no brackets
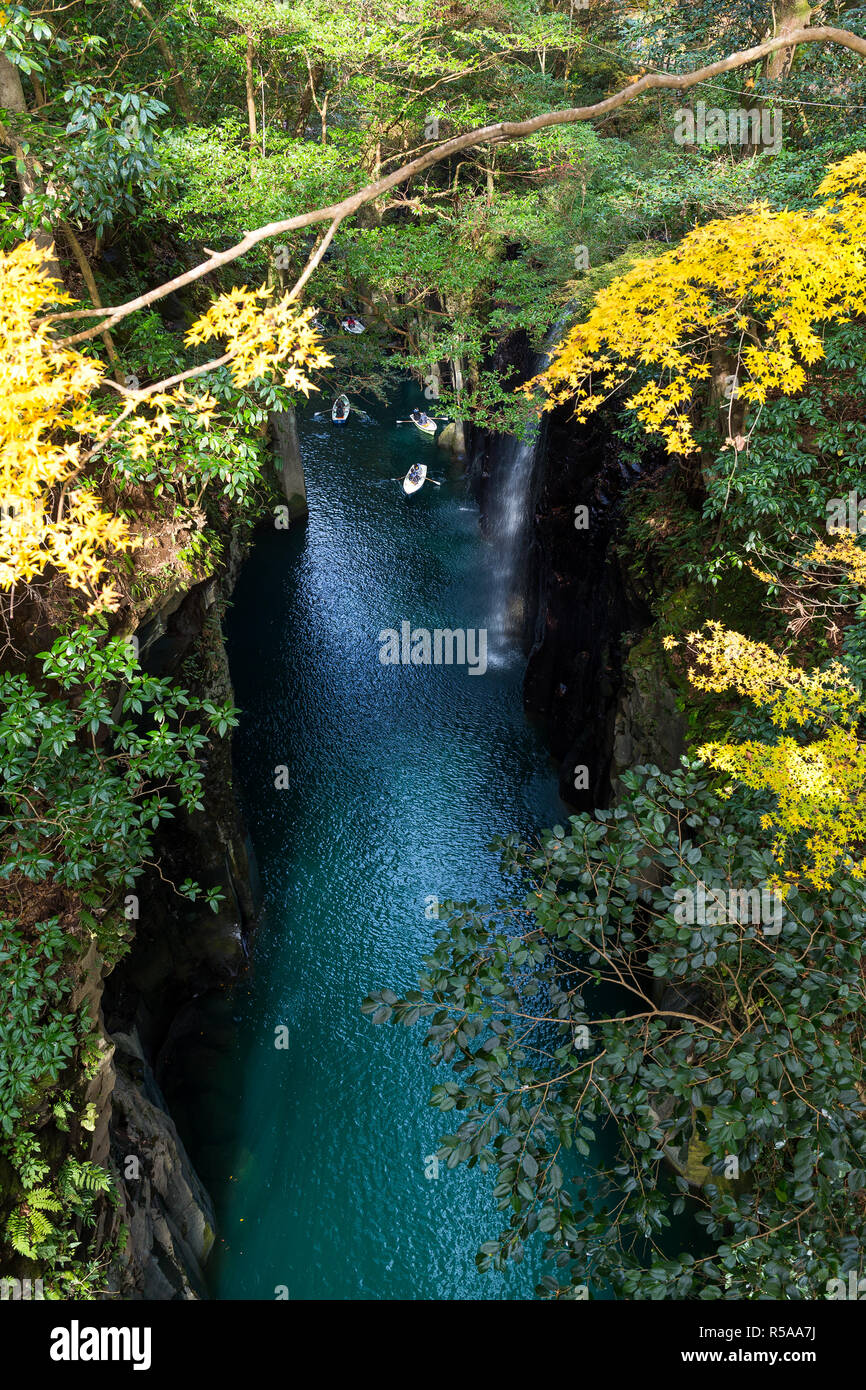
652,584,705,641
437,422,457,453
566,242,669,317
611,633,687,793
682,1133,713,1187
652,1100,741,1194
108,1041,217,1299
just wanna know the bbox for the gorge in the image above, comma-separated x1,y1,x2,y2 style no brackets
2,0,863,1320
103,371,657,1299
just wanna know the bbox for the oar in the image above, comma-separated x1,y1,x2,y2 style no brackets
386,473,443,488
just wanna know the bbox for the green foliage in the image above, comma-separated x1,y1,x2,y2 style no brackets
54,85,169,237
0,623,237,896
6,1186,62,1259
57,1155,113,1202
122,310,187,381
0,2,67,77
842,610,866,688
3,0,865,1308
702,323,866,551
0,7,168,242
158,124,358,249
366,762,866,1299
4,1142,114,1271
0,614,238,1291
0,917,77,1136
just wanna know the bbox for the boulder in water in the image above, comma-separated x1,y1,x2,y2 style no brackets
436,422,455,451
437,421,466,457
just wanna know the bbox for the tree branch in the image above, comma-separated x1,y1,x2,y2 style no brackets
46,26,866,349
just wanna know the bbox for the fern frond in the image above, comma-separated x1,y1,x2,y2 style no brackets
28,1208,55,1243
6,1210,35,1258
27,1187,62,1212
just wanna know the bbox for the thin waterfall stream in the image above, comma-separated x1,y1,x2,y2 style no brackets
487,323,566,657
487,424,541,656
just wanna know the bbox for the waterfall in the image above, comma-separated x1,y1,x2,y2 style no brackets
487,319,567,659
487,421,544,657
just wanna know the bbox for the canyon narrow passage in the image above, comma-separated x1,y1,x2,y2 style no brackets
176,384,588,1299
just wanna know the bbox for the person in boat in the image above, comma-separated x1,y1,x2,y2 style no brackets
345,316,357,328
412,408,430,426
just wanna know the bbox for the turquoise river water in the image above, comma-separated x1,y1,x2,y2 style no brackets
181,385,583,1300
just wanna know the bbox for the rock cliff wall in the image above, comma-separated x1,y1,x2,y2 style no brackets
98,544,261,1299
518,403,686,804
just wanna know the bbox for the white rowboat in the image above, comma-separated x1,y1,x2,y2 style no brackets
403,463,428,495
410,410,436,435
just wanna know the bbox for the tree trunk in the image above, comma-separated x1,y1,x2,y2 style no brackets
450,356,467,458
697,346,748,497
294,62,323,137
245,33,257,148
60,222,124,383
764,0,813,82
0,53,62,285
0,50,24,110
128,0,194,122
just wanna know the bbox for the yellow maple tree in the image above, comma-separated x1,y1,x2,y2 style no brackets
684,620,866,891
0,241,129,600
531,152,866,454
0,243,331,605
804,532,866,589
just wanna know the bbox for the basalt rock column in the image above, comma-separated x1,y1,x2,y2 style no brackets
272,405,308,519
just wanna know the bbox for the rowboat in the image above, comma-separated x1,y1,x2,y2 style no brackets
331,394,350,425
410,410,436,435
403,463,428,495
341,317,365,334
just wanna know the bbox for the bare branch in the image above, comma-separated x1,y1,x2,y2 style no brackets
104,348,237,400
288,215,344,301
